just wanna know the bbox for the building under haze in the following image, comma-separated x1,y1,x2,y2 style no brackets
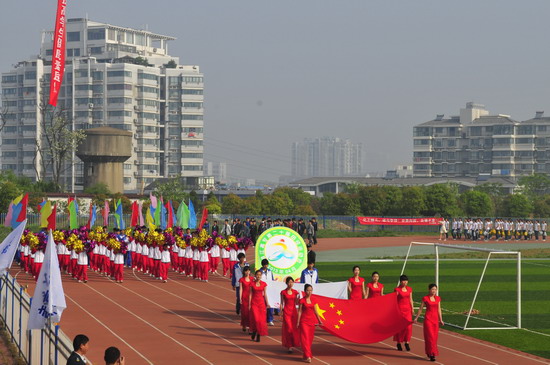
413,102,550,178
204,161,227,184
1,18,204,192
291,137,362,179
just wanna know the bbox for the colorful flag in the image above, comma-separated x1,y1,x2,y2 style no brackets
3,202,14,227
68,200,78,229
86,202,96,229
160,200,167,230
114,199,125,229
0,220,27,275
138,201,145,227
130,201,139,227
154,196,162,226
48,0,67,106
17,193,29,223
198,206,209,230
166,201,174,229
48,204,57,231
313,292,411,344
8,194,27,229
176,201,190,229
102,200,110,227
40,201,53,228
146,206,156,230
188,199,197,229
37,199,47,212
28,230,67,329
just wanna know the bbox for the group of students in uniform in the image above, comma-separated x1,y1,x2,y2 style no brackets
232,255,445,363
17,225,253,285
440,218,548,241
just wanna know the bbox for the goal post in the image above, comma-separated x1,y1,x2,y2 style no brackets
401,241,522,330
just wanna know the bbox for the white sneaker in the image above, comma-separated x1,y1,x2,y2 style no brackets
268,322,274,326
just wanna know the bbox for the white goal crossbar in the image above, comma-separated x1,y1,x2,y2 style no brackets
401,241,521,330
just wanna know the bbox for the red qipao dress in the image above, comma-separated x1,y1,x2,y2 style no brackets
281,289,300,348
348,277,365,300
299,297,318,360
393,286,413,342
367,282,384,299
249,280,268,336
422,295,441,357
239,277,253,328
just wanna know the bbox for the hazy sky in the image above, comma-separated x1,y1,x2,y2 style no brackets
3,1,550,182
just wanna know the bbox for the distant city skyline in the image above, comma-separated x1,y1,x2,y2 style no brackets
3,2,550,182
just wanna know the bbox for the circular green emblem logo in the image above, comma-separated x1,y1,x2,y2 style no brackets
255,227,307,280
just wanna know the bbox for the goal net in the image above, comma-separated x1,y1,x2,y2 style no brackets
400,241,522,330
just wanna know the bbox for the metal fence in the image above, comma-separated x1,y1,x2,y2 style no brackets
0,272,76,365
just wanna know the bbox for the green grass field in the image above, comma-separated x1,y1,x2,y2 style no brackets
316,259,550,359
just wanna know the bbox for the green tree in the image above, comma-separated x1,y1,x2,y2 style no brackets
474,182,507,215
423,184,461,217
533,195,550,217
503,194,533,217
84,183,111,195
460,190,494,216
400,186,426,216
164,59,177,68
153,178,188,203
381,186,403,216
242,197,262,215
358,186,386,216
0,180,22,212
261,194,292,215
134,56,152,66
518,174,550,201
222,193,244,214
204,193,222,214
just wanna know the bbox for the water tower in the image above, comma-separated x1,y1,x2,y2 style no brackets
76,127,132,193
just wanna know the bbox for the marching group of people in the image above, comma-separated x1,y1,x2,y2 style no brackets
233,254,444,363
439,217,548,241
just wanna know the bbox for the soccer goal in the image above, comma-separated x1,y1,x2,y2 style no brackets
400,241,521,330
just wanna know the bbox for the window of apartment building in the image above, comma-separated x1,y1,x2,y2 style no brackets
2,75,17,83
90,47,103,55
435,127,443,134
136,112,158,120
434,139,443,148
25,71,36,80
413,139,430,145
516,151,533,157
107,84,132,91
137,86,159,95
67,48,81,57
484,126,493,133
108,97,133,104
123,177,131,184
21,112,36,119
138,73,159,82
75,111,91,118
143,139,158,146
183,77,203,84
493,151,512,157
413,164,429,170
168,165,179,174
108,110,133,117
493,125,513,135
182,140,203,147
516,138,533,144
92,111,103,120
91,85,103,93
22,138,34,145
538,125,547,132
2,88,16,95
434,152,442,160
519,164,533,170
88,28,105,40
182,153,203,159
470,139,481,147
141,126,158,133
518,125,534,135
446,139,456,147
182,114,203,120
21,100,36,106
2,151,17,158
494,138,512,145
138,99,159,107
3,164,17,170
5,100,17,107
108,70,132,78
470,126,482,136
183,102,203,109
91,71,104,81
182,89,203,95
67,31,80,42
124,164,132,170
536,138,547,146
183,165,203,171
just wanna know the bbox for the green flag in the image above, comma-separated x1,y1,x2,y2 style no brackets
176,200,190,228
68,200,78,229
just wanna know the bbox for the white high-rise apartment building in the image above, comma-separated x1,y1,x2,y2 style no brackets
413,102,550,177
204,161,227,183
1,18,204,192
291,137,362,178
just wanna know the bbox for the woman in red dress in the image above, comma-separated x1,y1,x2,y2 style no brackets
280,277,300,353
249,269,269,342
414,284,444,362
393,274,413,351
297,284,323,363
347,265,366,300
239,266,253,333
366,271,384,299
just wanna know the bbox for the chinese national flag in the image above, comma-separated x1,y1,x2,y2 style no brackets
313,292,411,344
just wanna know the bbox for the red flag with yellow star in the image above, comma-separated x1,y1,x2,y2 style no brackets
313,292,411,344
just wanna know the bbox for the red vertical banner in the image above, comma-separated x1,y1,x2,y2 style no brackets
49,0,67,106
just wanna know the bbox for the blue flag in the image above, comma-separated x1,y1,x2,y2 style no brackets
160,203,167,230
188,199,197,229
115,200,125,229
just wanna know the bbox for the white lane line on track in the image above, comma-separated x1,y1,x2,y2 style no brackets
65,294,155,365
127,271,275,365
83,279,214,364
133,271,332,365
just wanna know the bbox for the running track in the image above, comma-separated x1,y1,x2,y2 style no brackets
11,236,550,365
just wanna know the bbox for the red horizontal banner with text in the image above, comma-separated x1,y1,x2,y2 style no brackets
357,217,442,226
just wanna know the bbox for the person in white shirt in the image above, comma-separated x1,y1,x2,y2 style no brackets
209,243,221,274
300,261,319,285
66,334,89,365
159,244,171,282
199,246,210,282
